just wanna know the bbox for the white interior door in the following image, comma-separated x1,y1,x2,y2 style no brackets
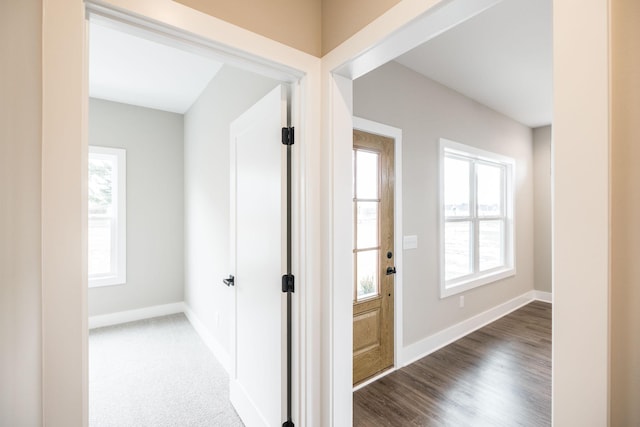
229,85,288,427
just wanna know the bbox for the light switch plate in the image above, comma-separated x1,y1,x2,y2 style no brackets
403,235,418,249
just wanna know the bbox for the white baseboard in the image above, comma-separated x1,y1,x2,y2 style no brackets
230,381,270,427
532,290,553,303
88,302,185,329
401,291,543,367
183,304,231,375
353,366,396,392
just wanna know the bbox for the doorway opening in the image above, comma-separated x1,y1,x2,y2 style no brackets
342,0,553,423
352,128,395,386
86,13,301,426
351,118,403,390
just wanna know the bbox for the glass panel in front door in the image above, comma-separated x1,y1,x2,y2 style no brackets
353,148,381,301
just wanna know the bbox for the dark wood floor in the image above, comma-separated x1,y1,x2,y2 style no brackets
354,301,551,427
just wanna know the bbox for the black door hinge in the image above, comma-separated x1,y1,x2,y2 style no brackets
282,274,295,293
282,127,294,145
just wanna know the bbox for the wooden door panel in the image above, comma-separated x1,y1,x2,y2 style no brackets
353,290,394,384
353,306,382,356
353,129,395,386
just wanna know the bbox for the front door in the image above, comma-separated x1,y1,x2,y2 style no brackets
229,85,288,426
352,129,395,386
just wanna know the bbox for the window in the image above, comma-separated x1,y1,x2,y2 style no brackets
88,146,126,287
440,139,514,297
353,148,380,301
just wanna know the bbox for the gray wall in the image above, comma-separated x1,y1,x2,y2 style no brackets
0,1,43,425
184,65,279,358
88,98,185,316
533,126,552,292
354,61,535,346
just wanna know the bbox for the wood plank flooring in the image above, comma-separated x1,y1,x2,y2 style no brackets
353,301,551,427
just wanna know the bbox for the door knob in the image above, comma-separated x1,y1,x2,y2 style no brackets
386,266,396,275
223,275,235,286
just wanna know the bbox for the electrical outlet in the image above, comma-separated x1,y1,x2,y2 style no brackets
459,295,465,308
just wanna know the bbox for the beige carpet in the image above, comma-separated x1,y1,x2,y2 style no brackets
89,314,243,427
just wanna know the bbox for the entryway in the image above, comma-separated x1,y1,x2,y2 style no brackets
352,129,396,386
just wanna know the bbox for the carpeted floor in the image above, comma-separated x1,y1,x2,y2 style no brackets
89,314,244,427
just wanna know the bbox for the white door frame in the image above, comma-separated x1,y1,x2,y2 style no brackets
351,117,403,392
42,1,321,425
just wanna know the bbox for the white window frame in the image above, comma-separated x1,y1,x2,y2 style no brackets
439,138,515,298
88,145,126,287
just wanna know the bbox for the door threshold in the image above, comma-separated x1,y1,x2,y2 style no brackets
353,365,396,392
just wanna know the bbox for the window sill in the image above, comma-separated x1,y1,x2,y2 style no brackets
441,268,515,298
89,275,126,288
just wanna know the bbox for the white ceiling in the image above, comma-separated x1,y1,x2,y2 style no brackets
89,22,223,114
89,0,552,125
395,0,552,128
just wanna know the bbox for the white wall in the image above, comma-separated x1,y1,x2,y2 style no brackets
184,65,279,361
533,126,552,293
0,1,42,425
353,61,534,347
88,98,185,316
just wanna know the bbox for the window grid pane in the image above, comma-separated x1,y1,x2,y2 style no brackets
88,157,115,216
444,155,470,217
444,221,472,281
356,201,379,249
477,162,504,217
88,154,116,277
479,219,504,271
355,150,379,200
356,250,379,300
88,217,113,276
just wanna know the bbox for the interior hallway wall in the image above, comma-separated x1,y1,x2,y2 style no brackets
533,125,552,293
354,61,534,348
611,0,640,423
88,98,185,316
175,0,403,56
321,0,401,54
184,65,279,362
0,1,43,425
175,0,322,56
